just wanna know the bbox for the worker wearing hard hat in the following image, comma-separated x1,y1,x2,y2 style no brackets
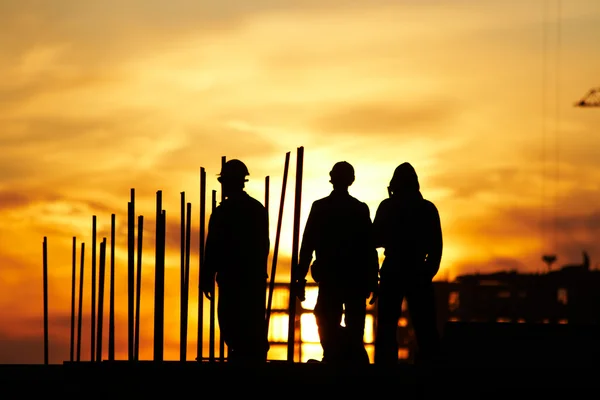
201,159,270,363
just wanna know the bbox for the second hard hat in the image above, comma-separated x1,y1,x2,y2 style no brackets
218,159,249,182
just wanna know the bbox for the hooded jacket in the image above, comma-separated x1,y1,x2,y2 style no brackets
372,163,442,280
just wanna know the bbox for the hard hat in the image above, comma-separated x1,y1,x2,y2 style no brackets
329,161,355,186
218,159,249,182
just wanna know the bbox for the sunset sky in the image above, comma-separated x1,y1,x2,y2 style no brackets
1,0,599,364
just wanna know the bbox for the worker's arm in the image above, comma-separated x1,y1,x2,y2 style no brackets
201,212,220,300
295,203,318,301
424,202,443,280
372,200,389,249
363,203,380,304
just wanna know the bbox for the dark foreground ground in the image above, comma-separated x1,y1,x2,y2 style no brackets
2,322,599,398
1,360,599,398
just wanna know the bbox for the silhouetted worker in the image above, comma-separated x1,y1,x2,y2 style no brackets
294,161,379,364
201,159,270,363
373,162,443,365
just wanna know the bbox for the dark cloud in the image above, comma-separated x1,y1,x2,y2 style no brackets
1,112,157,148
0,0,402,65
151,123,279,175
0,189,117,229
0,251,36,276
518,109,600,173
449,199,600,277
0,311,134,364
454,256,528,276
552,206,600,233
424,117,600,207
0,112,166,186
452,246,599,279
0,332,61,364
0,1,401,32
0,313,70,364
0,191,33,211
1,112,280,204
428,163,538,201
312,100,460,136
0,72,115,112
459,192,600,248
494,191,600,237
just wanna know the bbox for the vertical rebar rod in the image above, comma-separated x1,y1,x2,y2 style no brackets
182,202,192,361
161,209,166,352
263,175,269,350
265,176,270,228
91,215,97,362
266,152,290,330
128,189,135,361
43,237,49,365
134,215,144,361
180,192,186,361
209,189,216,362
70,236,76,362
96,238,106,362
108,214,116,361
197,167,206,362
153,191,165,361
287,146,304,362
77,243,85,362
219,156,226,361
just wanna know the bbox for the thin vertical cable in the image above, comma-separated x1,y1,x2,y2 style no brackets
541,0,549,254
553,0,562,252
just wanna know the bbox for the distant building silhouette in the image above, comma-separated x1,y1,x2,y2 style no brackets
442,252,598,324
398,252,600,362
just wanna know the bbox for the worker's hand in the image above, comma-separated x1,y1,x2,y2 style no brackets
368,285,379,305
293,279,307,302
201,280,214,301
